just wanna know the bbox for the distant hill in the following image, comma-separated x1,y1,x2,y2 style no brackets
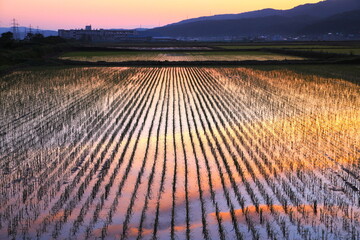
172,0,360,25
301,9,360,34
147,15,317,37
0,27,57,39
146,0,360,38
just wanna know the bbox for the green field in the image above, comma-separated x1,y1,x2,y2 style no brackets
301,48,360,55
218,45,360,55
217,45,335,49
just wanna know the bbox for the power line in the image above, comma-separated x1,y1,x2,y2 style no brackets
11,18,20,40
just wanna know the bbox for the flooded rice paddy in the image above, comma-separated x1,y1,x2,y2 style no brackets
0,67,359,239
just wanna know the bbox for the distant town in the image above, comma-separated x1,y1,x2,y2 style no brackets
58,25,151,42
1,24,359,43
58,25,360,42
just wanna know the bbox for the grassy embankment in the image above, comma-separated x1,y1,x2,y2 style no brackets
0,35,75,75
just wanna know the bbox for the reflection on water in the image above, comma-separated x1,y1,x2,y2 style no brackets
0,67,359,239
60,52,304,62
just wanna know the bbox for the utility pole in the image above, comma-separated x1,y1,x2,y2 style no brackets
12,19,16,35
12,18,19,40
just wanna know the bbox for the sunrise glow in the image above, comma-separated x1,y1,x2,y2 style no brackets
0,0,322,29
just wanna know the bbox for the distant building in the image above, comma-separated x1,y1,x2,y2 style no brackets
58,25,145,42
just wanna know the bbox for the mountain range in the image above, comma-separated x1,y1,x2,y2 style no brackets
145,0,360,38
2,0,359,40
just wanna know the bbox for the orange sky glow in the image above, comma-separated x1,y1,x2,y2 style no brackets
0,0,322,30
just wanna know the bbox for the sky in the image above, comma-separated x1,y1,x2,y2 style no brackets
0,0,322,30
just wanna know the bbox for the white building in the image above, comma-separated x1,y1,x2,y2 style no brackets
58,26,139,42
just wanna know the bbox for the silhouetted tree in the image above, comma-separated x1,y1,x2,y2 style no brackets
25,33,45,43
42,36,67,44
0,32,15,48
